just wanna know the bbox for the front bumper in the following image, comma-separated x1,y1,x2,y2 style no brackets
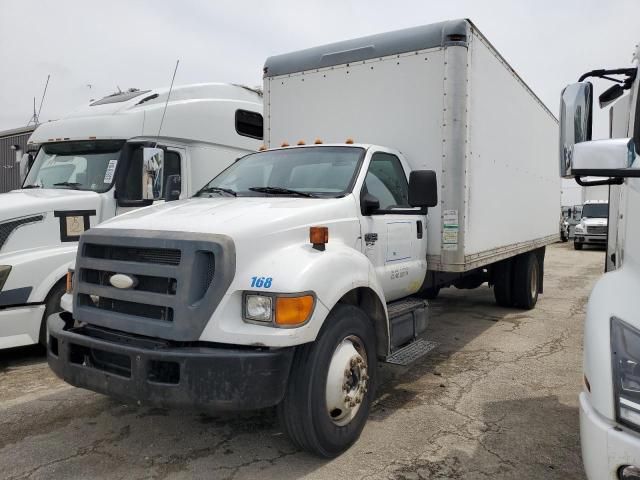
47,313,295,411
575,233,607,245
580,392,640,479
0,304,45,349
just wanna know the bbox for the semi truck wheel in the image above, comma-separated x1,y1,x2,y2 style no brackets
493,259,513,307
574,242,583,250
38,281,66,347
511,253,539,310
277,304,377,457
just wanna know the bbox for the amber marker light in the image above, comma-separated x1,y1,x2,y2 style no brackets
345,138,354,144
281,141,290,147
297,140,306,145
259,145,267,151
275,295,315,326
310,226,329,251
66,269,74,294
314,138,323,144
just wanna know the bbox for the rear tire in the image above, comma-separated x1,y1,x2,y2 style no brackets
574,242,583,250
511,253,539,310
277,304,377,457
39,281,66,347
493,259,513,307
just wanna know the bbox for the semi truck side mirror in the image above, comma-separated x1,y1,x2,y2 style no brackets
164,174,181,202
408,170,438,208
361,193,380,216
18,153,33,184
142,147,164,201
559,82,593,178
571,138,640,178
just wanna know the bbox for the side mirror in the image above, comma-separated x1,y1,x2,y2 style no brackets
572,138,639,178
559,82,593,178
361,193,380,216
408,170,438,208
18,153,32,184
142,147,164,201
164,174,181,202
599,84,625,108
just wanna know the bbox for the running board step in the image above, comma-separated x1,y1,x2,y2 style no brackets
387,297,429,352
385,338,439,366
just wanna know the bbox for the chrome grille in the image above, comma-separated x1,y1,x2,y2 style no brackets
587,225,607,235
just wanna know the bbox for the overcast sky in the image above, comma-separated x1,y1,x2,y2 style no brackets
1,0,638,138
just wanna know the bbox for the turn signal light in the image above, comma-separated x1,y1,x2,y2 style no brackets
310,226,328,251
66,269,75,294
275,295,314,326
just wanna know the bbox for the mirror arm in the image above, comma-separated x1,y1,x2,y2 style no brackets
575,176,624,187
578,68,636,84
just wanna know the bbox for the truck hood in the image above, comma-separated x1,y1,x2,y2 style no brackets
99,196,354,238
1,189,103,222
581,217,608,227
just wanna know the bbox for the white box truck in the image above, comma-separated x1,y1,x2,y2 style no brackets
0,83,262,350
559,44,640,480
47,19,559,457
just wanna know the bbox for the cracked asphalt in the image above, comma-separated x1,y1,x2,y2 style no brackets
0,243,603,479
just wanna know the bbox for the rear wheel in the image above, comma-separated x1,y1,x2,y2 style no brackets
277,304,377,457
493,259,513,307
511,253,539,310
39,281,66,347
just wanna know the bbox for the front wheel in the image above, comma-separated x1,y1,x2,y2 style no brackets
574,241,583,250
39,281,66,347
277,304,377,457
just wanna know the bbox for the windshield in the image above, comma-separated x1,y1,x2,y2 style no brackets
581,203,608,218
24,140,124,192
196,146,364,198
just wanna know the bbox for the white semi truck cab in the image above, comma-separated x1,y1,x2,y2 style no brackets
0,83,262,350
559,44,640,479
47,20,559,457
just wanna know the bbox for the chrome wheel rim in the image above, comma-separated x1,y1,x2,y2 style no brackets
530,262,538,300
325,335,368,426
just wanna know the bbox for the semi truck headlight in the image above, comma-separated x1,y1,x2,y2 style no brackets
0,265,11,291
575,224,585,233
612,317,640,432
245,294,273,322
244,292,315,327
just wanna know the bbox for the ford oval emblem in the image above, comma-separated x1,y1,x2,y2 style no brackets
109,273,137,289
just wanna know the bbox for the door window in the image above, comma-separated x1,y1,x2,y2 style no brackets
363,153,409,209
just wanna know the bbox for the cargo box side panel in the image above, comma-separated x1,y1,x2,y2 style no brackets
464,31,559,260
265,49,447,256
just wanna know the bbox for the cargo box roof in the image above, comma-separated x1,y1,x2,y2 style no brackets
264,19,469,77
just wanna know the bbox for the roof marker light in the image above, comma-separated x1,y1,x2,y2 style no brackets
310,226,328,251
314,138,323,144
345,138,354,144
297,140,306,145
281,142,290,147
259,145,267,151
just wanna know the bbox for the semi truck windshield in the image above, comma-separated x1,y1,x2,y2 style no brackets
198,146,364,198
582,203,609,218
24,140,125,192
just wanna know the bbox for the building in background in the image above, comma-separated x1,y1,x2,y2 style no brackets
0,126,37,193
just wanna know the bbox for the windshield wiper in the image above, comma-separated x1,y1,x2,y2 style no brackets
249,186,316,198
53,182,82,189
22,184,42,189
198,186,237,197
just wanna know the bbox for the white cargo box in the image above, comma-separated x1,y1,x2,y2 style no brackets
264,19,559,272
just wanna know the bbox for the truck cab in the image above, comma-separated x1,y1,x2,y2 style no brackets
559,44,640,479
573,199,609,250
0,83,262,350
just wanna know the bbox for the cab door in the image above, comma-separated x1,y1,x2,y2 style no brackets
358,149,428,302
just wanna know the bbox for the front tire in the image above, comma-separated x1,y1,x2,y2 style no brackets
574,241,583,250
39,281,66,347
277,304,377,457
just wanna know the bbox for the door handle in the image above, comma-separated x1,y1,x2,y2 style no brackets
416,220,423,239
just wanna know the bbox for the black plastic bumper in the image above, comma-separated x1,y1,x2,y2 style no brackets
47,313,295,411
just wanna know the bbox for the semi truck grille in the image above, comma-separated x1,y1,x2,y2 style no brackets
587,226,607,235
0,215,44,252
73,229,235,341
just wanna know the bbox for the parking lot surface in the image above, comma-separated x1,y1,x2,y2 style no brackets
0,243,603,479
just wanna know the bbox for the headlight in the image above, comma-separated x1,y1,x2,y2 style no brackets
243,292,315,327
0,265,11,291
575,224,585,233
612,317,640,432
245,294,273,322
